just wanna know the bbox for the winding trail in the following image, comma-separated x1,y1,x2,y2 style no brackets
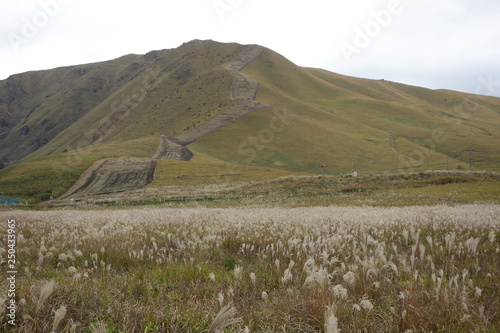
172,45,267,146
60,45,266,199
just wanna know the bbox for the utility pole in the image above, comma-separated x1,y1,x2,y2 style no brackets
466,149,475,171
320,165,327,186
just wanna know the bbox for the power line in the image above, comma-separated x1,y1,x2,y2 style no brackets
466,149,475,171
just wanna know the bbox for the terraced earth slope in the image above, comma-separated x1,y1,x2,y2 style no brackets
60,157,157,198
153,136,193,161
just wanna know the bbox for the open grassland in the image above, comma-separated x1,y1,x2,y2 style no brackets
151,158,305,187
1,205,499,332
72,171,500,209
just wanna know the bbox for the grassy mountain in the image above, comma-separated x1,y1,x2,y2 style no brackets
0,40,499,201
14,40,246,162
190,47,500,173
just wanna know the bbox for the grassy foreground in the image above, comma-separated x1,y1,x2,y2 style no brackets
1,205,499,332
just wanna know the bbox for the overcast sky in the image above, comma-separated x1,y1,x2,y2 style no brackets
1,0,499,97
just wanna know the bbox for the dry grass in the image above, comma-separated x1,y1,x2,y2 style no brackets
0,204,499,332
63,171,500,208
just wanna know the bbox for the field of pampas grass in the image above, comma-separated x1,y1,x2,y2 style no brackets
0,204,499,332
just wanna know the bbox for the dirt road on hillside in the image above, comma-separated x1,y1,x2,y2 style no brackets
173,45,268,145
153,136,193,160
60,45,267,199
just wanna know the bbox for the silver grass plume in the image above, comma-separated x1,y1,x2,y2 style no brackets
51,305,66,332
36,280,55,312
208,304,242,333
325,305,340,333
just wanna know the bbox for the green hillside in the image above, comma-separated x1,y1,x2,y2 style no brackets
23,40,246,161
0,40,499,201
0,53,140,167
190,47,500,174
